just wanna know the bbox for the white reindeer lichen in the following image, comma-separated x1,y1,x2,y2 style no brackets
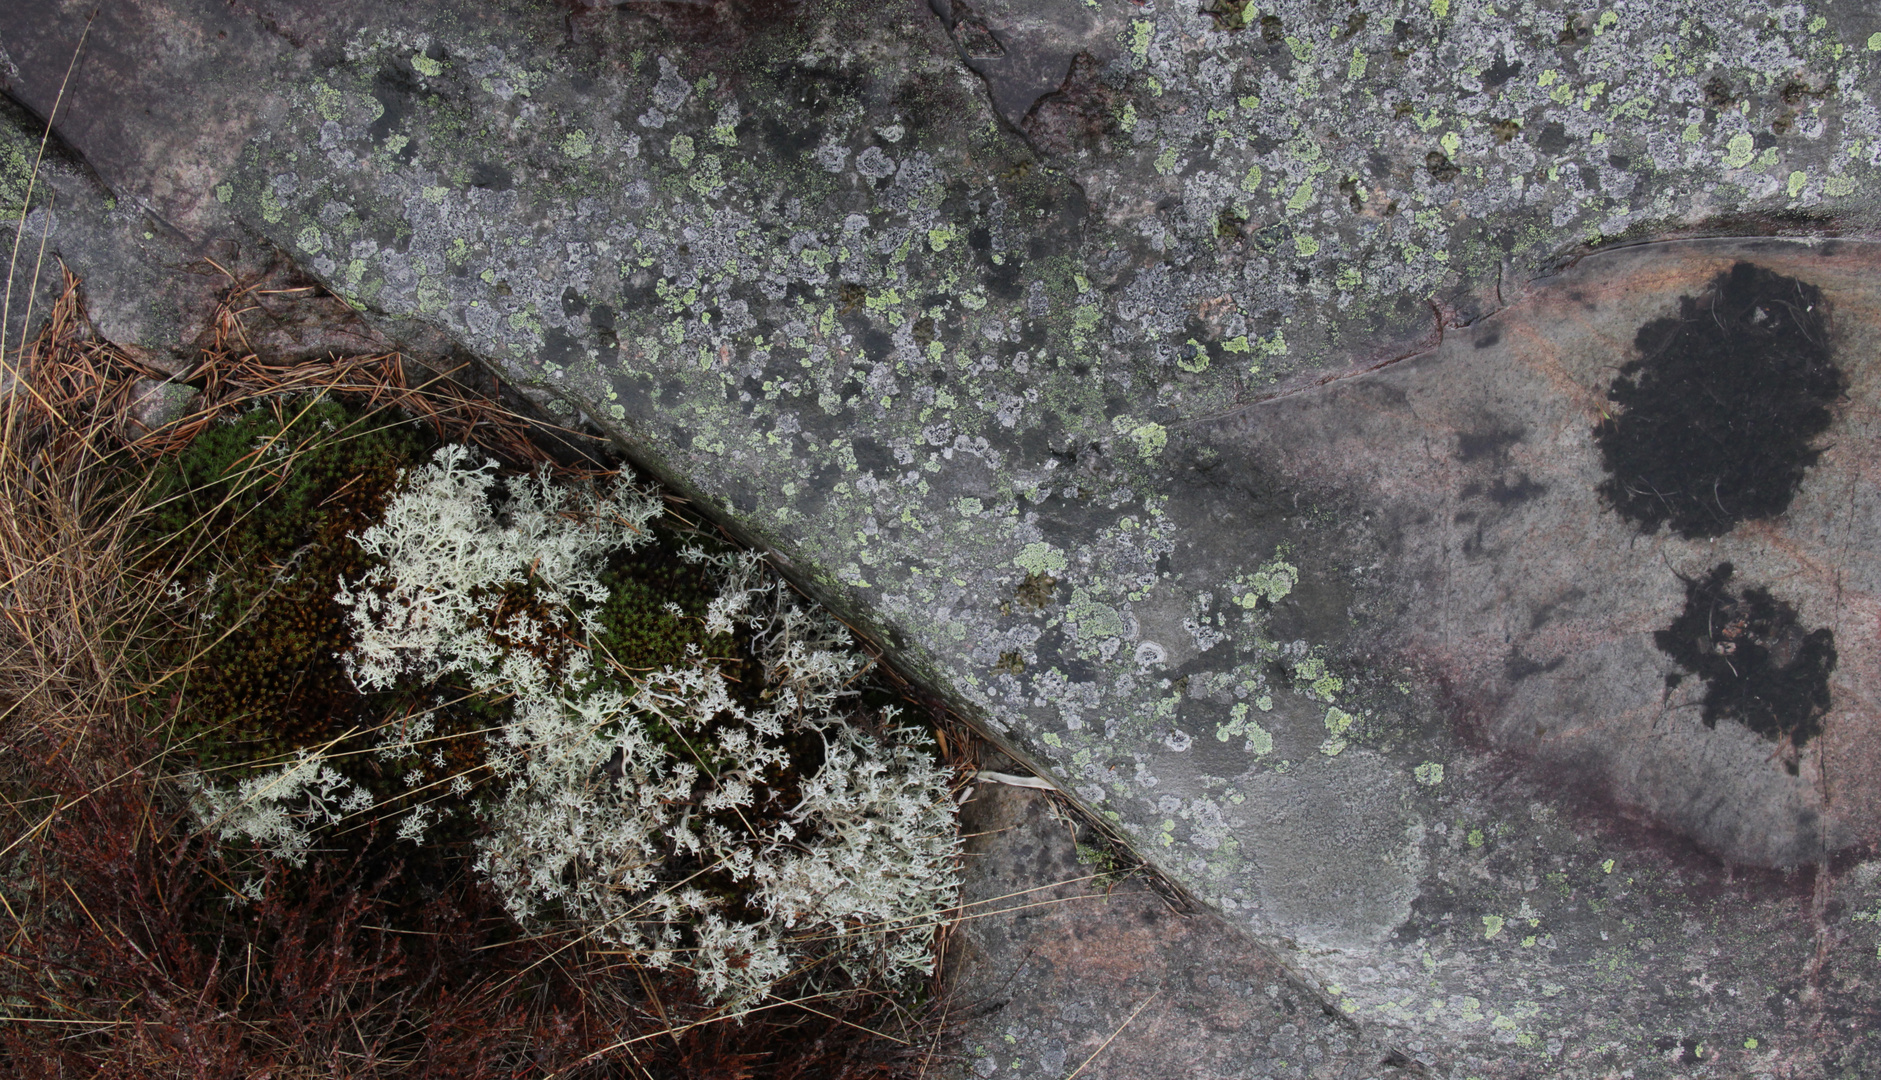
190,748,372,869
313,445,961,1004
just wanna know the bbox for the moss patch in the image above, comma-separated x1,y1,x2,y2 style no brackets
138,398,429,771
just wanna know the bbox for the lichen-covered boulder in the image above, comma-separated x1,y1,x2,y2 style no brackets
5,0,1881,1072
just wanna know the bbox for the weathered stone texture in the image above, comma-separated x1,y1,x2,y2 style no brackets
5,0,1881,1073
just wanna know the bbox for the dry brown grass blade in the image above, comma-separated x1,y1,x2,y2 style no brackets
0,273,170,787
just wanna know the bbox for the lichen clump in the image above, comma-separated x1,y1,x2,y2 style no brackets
197,440,961,1004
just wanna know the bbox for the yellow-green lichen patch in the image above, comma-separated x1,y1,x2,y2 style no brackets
1319,707,1355,756
1232,554,1297,608
1285,180,1314,213
1216,702,1274,755
1129,19,1154,63
1723,133,1755,169
1013,542,1067,577
311,79,345,122
1122,420,1168,459
688,155,725,198
669,134,695,168
1291,656,1342,702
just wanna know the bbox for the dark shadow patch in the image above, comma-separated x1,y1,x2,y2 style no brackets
620,268,659,307
560,287,589,319
540,328,585,370
1485,474,1544,506
1653,562,1835,756
1528,586,1586,631
761,116,823,159
1424,151,1460,183
1593,262,1845,539
1456,427,1522,463
1472,329,1500,349
1481,54,1523,90
1535,121,1572,153
367,62,421,149
468,162,513,191
588,302,619,351
849,435,895,476
1253,222,1291,252
1506,648,1563,681
986,256,1025,300
856,323,893,359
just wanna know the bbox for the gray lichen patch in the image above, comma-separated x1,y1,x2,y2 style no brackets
957,0,1881,387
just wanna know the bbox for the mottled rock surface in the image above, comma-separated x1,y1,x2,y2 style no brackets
5,0,1881,1074
944,777,1392,1079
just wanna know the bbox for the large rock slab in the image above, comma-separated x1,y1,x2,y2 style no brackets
6,0,1881,1073
944,776,1384,1080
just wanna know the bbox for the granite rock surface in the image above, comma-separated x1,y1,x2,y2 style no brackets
5,0,1881,1073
